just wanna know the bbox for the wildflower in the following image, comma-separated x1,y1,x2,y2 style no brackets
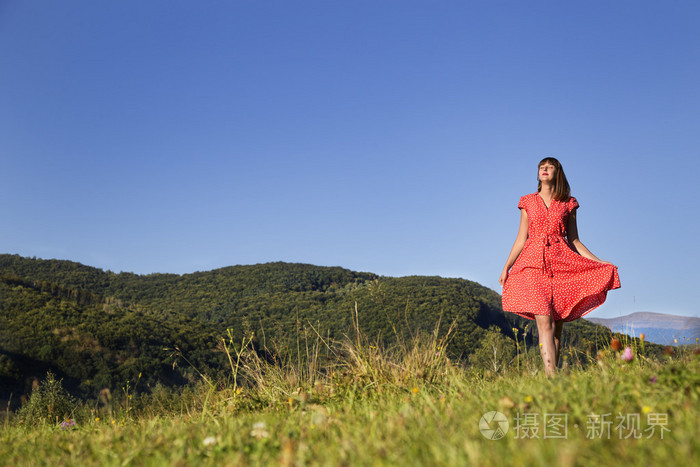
674,339,678,344
539,343,543,347
524,395,533,403
60,419,76,430
696,338,699,343
412,387,419,394
640,333,645,341
250,421,269,439
642,406,652,414
649,376,657,384
611,338,621,351
621,347,634,362
203,436,217,447
95,417,100,422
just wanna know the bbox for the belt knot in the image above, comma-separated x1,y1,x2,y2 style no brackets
541,234,564,277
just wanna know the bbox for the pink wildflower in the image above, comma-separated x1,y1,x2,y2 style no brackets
621,347,634,362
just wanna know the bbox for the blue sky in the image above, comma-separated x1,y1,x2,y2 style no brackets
1,1,699,319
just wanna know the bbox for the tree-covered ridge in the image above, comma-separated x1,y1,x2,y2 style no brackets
0,255,376,298
0,254,659,406
0,273,221,396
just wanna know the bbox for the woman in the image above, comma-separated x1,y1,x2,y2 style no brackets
499,157,620,377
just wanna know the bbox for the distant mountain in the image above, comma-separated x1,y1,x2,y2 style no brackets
587,312,700,346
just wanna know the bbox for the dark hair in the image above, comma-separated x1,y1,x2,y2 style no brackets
537,157,571,201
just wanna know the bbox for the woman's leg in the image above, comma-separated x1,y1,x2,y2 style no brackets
535,315,557,377
554,320,564,367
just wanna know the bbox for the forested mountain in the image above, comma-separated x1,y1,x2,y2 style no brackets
0,254,649,405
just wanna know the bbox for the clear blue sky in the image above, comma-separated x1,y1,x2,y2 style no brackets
2,1,699,319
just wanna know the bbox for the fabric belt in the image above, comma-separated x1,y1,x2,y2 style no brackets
541,234,564,277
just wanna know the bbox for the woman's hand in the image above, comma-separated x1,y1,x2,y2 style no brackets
500,209,528,289
499,269,508,287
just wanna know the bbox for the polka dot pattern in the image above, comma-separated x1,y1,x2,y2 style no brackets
502,193,621,322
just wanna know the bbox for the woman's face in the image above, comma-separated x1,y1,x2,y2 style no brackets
539,162,556,183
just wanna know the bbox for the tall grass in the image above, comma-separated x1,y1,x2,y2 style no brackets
221,302,460,408
2,305,698,466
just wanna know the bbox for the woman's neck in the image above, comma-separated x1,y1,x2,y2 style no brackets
539,184,554,197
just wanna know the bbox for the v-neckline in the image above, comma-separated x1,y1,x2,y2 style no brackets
537,192,553,210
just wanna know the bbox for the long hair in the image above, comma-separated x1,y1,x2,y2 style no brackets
537,157,571,201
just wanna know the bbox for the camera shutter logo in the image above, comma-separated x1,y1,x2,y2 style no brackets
479,411,509,440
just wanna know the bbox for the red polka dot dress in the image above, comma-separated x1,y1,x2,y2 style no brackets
502,193,621,322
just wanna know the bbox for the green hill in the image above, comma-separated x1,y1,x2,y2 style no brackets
0,254,656,407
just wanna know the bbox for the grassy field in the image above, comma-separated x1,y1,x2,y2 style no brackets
1,323,698,466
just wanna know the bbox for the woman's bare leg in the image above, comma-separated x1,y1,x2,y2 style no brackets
554,320,564,367
535,315,557,377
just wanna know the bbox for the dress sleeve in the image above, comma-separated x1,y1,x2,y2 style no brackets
568,196,579,212
518,195,527,211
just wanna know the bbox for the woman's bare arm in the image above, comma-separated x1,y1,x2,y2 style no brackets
566,209,611,264
499,209,529,286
